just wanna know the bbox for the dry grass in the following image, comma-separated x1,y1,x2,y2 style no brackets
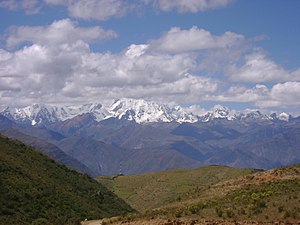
96,164,300,224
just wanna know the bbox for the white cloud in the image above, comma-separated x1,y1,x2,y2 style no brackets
150,26,245,53
6,18,117,48
1,19,299,111
210,82,300,109
0,25,219,106
211,84,269,103
43,0,233,21
44,0,132,21
76,45,196,88
0,0,41,14
77,75,219,104
237,84,270,103
229,51,300,83
0,41,88,96
184,105,207,116
43,0,67,4
270,82,300,106
2,0,234,20
0,0,18,10
148,26,251,79
149,0,233,13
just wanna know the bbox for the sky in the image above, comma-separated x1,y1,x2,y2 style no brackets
0,0,299,114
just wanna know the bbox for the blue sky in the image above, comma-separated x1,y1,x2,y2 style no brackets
0,0,299,114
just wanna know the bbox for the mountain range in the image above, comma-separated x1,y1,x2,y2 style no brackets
1,98,299,176
0,98,291,125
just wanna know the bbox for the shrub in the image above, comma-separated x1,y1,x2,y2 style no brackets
215,207,223,217
278,205,284,213
283,211,290,219
226,208,234,218
239,208,246,215
174,209,182,218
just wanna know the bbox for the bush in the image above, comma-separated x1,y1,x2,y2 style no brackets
215,207,223,217
278,205,284,213
238,208,246,215
174,209,182,218
283,211,290,219
226,208,234,218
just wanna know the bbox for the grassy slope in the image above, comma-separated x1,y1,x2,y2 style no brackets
151,164,300,222
98,164,300,223
97,165,258,212
0,135,133,225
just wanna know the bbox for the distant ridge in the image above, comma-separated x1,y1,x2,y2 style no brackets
0,98,292,125
1,98,299,176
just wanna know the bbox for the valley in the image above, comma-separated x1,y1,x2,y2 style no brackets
0,132,299,224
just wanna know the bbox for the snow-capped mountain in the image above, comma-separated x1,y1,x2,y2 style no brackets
1,98,298,176
109,98,198,123
199,105,234,122
1,103,110,125
0,98,292,125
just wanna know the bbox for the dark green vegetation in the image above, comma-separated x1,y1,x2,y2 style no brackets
0,135,133,225
98,164,300,223
1,129,95,177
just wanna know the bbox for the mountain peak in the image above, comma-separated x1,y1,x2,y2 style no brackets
109,98,192,123
0,98,293,125
212,105,230,118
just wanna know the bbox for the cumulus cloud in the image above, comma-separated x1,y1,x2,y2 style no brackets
210,82,300,109
148,0,233,13
78,48,196,87
229,51,300,83
77,75,219,104
1,18,299,111
150,26,245,53
269,82,300,106
0,22,221,106
6,18,117,48
44,0,133,21
148,26,250,77
211,84,269,103
0,41,89,96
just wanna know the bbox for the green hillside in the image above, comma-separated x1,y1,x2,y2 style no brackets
0,135,133,225
97,164,300,224
97,165,258,212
